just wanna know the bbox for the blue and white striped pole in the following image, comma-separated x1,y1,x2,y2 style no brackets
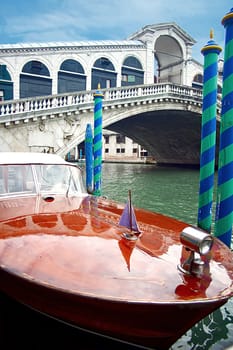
197,31,222,232
214,8,233,247
93,85,103,196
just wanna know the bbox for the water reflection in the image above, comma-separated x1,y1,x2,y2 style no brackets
102,163,201,225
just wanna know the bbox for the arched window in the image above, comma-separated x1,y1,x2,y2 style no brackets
20,60,52,98
91,57,116,89
192,74,203,89
94,57,115,70
22,61,50,76
121,56,144,86
60,60,84,74
123,57,143,70
58,59,86,93
0,64,13,100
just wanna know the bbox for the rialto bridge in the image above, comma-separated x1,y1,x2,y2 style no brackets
0,22,223,165
0,83,221,165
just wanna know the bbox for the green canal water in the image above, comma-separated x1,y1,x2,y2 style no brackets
99,162,233,350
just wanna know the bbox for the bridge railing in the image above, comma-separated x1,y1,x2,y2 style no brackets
0,83,221,119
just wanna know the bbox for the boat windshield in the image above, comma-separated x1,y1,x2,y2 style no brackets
35,164,85,194
0,163,86,197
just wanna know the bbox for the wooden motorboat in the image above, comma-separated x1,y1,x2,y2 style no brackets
0,152,232,349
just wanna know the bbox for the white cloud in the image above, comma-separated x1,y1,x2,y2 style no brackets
0,0,231,61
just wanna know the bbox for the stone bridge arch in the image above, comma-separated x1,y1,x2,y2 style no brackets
60,98,208,165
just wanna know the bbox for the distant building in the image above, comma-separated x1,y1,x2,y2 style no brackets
102,130,152,163
71,130,154,163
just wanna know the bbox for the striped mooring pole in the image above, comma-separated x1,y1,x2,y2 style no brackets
85,123,93,193
214,8,233,247
197,31,222,233
93,85,103,196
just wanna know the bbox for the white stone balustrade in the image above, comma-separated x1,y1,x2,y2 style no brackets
0,83,221,123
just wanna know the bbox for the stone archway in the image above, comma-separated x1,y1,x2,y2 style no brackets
121,56,144,86
0,64,13,100
58,59,86,93
91,57,117,89
20,60,52,98
128,22,196,86
155,35,183,84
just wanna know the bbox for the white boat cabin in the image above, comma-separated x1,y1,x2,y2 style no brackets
0,152,86,196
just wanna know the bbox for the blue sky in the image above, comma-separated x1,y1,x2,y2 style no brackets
0,0,231,63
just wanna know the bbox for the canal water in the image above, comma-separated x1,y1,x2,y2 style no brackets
100,162,233,350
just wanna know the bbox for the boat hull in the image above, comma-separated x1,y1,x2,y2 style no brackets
0,154,232,349
0,267,228,350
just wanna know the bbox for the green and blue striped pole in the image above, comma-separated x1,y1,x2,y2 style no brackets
93,85,103,196
85,123,93,193
197,31,222,232
214,8,233,247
